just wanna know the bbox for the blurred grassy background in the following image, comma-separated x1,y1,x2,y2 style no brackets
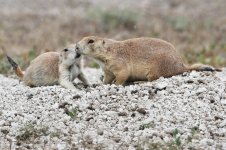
0,0,226,74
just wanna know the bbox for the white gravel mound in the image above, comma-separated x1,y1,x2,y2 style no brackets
0,68,226,150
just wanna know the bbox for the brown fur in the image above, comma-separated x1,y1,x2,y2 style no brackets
23,52,60,86
77,36,221,85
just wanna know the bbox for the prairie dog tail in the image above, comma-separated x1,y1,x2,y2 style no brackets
7,56,24,79
1,47,24,79
186,63,222,72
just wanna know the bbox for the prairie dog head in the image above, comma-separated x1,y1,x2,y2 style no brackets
60,44,81,66
76,36,113,59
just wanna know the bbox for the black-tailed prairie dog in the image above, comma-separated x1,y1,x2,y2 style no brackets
76,36,221,85
2,45,88,89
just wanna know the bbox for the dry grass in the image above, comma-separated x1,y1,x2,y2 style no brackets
0,0,226,74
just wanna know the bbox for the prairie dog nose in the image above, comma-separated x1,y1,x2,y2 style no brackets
75,45,79,50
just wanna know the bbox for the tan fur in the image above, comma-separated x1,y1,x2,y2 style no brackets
15,65,24,79
5,46,88,89
77,36,221,85
23,52,60,86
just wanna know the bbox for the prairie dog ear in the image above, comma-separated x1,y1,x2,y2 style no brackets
88,39,94,44
102,40,105,45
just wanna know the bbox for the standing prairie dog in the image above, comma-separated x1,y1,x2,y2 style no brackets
76,36,221,85
2,45,88,89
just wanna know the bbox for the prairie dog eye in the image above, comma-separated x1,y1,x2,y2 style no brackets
88,39,94,44
64,48,68,52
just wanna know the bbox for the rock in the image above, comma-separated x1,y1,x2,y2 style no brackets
124,127,128,132
57,143,67,150
196,87,207,94
131,113,136,117
214,116,223,120
190,71,199,78
111,95,117,99
200,138,214,146
130,103,138,111
73,95,81,99
118,112,128,116
221,100,226,105
136,108,147,115
1,126,10,135
199,124,207,131
58,102,69,109
219,119,226,127
112,137,121,143
186,79,194,83
86,116,94,121
27,94,33,99
104,111,117,117
97,128,104,135
155,82,168,90
52,103,59,109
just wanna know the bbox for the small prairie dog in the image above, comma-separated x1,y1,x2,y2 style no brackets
76,36,221,85
3,45,88,89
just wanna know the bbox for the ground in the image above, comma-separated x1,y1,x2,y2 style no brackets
0,68,226,149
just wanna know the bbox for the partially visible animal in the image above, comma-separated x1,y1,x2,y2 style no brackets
2,45,88,89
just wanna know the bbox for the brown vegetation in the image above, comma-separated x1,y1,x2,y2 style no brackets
0,0,226,74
